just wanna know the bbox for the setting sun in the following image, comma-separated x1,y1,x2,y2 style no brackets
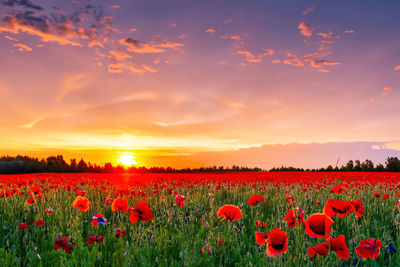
117,153,137,167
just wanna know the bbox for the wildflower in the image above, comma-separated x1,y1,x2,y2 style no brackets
87,235,104,245
283,207,304,228
383,193,389,200
175,194,186,208
307,235,350,260
386,243,397,255
350,199,365,217
216,238,223,246
216,205,242,222
304,213,333,239
45,207,54,214
255,220,267,228
323,199,355,218
18,222,28,229
114,228,126,238
373,192,381,198
92,213,107,226
54,236,76,254
105,198,114,206
266,228,288,257
34,219,44,227
255,232,268,245
355,238,382,260
111,198,129,212
248,195,265,206
129,200,153,223
72,196,90,211
331,185,346,194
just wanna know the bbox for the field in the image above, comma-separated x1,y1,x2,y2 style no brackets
1,172,400,266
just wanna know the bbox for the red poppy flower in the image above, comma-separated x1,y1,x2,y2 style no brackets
283,207,304,228
175,194,186,208
18,222,28,229
323,199,355,218
54,236,76,254
248,195,265,206
355,238,382,260
255,232,268,245
26,196,36,205
72,196,90,211
216,205,242,222
34,219,44,227
45,207,54,214
74,189,86,196
105,198,114,206
304,213,334,239
266,228,288,257
350,199,365,217
316,201,320,206
255,220,267,228
331,185,346,194
382,193,389,200
92,213,107,226
373,192,380,198
111,198,129,212
87,235,104,245
286,195,294,205
129,200,154,223
114,228,126,238
216,238,223,246
307,235,349,260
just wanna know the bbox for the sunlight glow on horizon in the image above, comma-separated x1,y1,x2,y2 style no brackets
117,152,138,167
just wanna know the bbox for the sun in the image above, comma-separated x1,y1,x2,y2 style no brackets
117,153,137,167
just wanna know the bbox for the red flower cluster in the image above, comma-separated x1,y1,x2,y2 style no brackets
54,236,76,254
87,235,104,245
283,207,304,228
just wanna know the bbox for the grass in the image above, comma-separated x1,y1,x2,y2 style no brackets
0,172,399,266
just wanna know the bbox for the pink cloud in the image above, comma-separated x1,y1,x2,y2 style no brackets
0,16,82,47
317,32,340,39
344,30,355,34
302,5,316,16
369,97,375,102
283,53,304,67
304,59,341,68
235,48,274,63
12,43,32,52
4,35,18,41
110,50,132,60
381,87,393,96
394,65,400,70
119,38,184,54
224,19,233,24
298,22,315,37
206,28,216,34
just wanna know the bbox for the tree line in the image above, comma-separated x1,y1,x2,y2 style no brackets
269,158,400,172
0,155,400,174
0,155,262,174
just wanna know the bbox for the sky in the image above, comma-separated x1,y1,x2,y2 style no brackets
0,0,400,168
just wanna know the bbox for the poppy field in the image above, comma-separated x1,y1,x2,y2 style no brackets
1,172,400,266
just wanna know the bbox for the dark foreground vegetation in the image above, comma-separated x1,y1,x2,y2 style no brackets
1,155,400,174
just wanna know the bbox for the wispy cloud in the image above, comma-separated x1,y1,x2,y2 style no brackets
302,5,316,16
235,48,274,63
381,87,393,96
12,42,32,51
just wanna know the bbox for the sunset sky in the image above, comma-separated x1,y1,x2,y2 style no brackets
1,0,400,168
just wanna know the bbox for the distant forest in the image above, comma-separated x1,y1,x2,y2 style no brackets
0,155,400,174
